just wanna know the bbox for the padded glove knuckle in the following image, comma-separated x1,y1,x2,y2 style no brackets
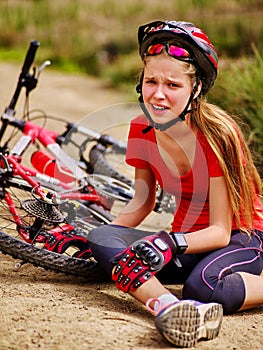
112,231,174,293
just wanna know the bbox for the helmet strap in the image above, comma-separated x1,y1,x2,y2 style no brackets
137,83,199,134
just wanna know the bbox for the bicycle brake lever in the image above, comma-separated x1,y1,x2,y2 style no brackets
36,60,51,79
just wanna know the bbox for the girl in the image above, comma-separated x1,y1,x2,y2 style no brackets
88,20,263,348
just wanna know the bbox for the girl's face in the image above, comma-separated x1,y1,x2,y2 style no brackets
142,55,193,126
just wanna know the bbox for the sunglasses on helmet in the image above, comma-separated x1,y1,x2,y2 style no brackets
145,43,192,62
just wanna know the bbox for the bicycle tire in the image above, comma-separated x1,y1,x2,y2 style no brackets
0,231,101,279
89,144,176,214
87,203,115,222
0,177,111,278
89,144,133,186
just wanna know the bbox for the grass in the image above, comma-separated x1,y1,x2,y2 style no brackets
0,0,262,68
209,46,263,175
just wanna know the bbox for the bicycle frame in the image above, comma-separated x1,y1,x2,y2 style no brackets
0,40,174,226
0,68,118,245
0,148,112,237
2,115,86,182
2,117,132,200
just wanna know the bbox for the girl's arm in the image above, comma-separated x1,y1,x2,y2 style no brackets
111,167,156,227
184,176,233,253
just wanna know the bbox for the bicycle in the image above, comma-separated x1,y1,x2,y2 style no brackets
0,45,169,212
0,40,133,278
11,104,175,215
0,40,175,277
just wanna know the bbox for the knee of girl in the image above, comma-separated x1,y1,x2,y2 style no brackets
183,272,246,314
87,225,123,276
210,273,246,314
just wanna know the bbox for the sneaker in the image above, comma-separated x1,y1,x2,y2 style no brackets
149,299,223,348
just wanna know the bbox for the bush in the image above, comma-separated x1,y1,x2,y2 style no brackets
209,46,263,177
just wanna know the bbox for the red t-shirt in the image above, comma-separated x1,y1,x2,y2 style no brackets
126,115,263,232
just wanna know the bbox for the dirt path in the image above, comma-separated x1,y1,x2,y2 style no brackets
0,63,262,350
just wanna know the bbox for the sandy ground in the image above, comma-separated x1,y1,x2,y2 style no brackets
0,62,263,350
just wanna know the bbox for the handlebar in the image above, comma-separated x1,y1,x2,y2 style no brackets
58,122,122,148
21,40,39,78
8,40,40,111
0,40,40,143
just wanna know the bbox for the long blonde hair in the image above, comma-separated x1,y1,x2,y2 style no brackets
190,100,262,233
180,59,262,233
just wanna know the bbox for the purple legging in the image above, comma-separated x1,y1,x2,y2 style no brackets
87,225,263,314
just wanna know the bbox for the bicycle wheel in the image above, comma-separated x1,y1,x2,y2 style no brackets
0,178,110,278
87,174,134,203
89,144,133,186
0,231,104,279
89,144,176,214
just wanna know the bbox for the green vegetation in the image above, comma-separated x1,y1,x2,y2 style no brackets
0,0,262,175
210,47,263,176
0,0,262,73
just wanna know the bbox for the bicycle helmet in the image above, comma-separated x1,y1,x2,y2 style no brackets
138,20,218,94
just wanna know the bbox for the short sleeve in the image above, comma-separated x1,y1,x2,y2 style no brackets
125,115,152,169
